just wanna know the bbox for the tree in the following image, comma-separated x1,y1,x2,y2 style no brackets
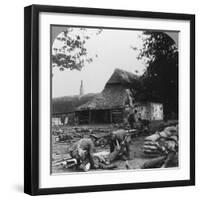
52,28,102,71
136,31,178,118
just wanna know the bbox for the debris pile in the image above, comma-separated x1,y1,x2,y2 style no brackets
53,126,114,144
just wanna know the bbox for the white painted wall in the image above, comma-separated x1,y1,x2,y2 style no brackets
52,117,62,125
150,103,163,120
135,103,163,120
0,0,199,199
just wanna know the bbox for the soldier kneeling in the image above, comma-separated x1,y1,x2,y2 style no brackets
109,130,131,161
69,138,95,172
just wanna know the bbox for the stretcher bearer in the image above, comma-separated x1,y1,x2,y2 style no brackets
69,138,95,171
109,129,131,161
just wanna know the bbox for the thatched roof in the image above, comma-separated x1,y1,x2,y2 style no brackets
52,93,97,115
77,85,128,110
77,68,140,111
53,68,141,113
106,68,140,88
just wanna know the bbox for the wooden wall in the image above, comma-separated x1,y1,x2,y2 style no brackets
111,108,124,123
76,108,124,124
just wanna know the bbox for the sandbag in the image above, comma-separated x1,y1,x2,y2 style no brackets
144,141,159,145
145,132,160,141
160,126,178,138
143,145,158,150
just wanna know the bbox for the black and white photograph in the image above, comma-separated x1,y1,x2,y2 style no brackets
51,25,179,174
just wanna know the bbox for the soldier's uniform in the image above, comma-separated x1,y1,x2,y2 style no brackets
69,138,95,171
109,129,131,160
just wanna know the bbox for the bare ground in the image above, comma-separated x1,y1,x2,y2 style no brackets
51,126,154,174
51,121,178,174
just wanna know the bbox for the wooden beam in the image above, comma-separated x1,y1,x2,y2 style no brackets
110,109,112,123
122,107,125,123
88,110,91,124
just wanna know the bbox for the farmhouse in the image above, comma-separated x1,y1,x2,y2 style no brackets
75,68,144,124
52,68,163,125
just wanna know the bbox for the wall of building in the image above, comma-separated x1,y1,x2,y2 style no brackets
76,108,124,124
135,103,163,121
150,103,163,120
52,116,69,126
52,117,62,126
111,108,124,123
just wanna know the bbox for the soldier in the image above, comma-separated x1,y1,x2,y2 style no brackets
69,138,95,171
109,129,131,161
128,110,138,129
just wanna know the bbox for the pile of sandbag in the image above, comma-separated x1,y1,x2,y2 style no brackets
143,125,178,156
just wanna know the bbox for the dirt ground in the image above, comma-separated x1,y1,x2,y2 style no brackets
51,121,177,173
51,124,162,174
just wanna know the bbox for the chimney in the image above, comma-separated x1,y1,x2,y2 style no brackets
80,80,84,96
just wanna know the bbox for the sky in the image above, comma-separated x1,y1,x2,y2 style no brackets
51,27,178,98
52,27,147,97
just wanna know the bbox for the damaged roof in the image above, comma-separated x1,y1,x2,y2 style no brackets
106,68,140,86
77,68,140,111
77,85,128,110
52,68,141,113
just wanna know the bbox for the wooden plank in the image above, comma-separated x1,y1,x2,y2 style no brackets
89,110,91,124
110,110,112,123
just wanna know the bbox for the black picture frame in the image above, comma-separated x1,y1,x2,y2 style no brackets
24,4,195,196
